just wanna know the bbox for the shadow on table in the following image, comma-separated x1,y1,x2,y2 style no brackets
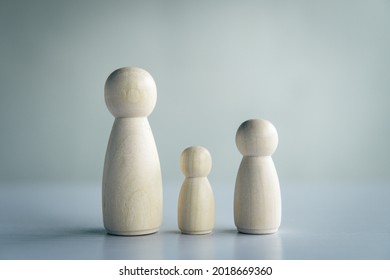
0,226,284,260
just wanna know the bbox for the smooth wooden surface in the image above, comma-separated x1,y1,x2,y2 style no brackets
102,118,163,235
234,119,281,234
234,156,281,234
178,146,215,234
102,67,163,235
104,67,157,118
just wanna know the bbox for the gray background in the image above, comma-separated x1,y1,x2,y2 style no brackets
1,0,390,261
1,0,389,186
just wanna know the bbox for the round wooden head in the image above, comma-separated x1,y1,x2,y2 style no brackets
180,146,212,178
104,67,157,118
236,119,278,156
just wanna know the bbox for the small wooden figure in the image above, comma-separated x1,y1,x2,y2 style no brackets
102,67,163,236
234,119,281,234
178,146,215,234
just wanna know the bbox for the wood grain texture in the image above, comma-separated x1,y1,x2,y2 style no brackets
178,146,215,234
102,67,163,236
234,119,281,234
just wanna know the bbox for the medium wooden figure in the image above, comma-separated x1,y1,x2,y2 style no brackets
178,146,215,234
102,67,163,236
234,119,281,234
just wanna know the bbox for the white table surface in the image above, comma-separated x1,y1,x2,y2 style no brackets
0,182,389,260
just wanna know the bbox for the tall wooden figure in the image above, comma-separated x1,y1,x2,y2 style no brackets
178,146,215,234
234,119,281,234
102,67,163,236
